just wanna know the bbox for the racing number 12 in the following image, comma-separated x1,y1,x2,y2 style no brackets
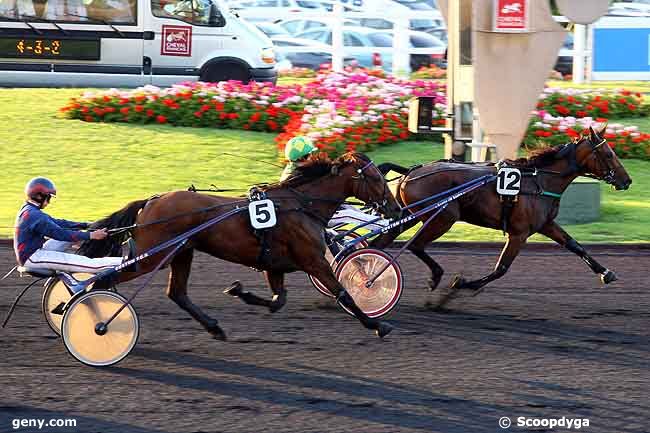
496,168,521,196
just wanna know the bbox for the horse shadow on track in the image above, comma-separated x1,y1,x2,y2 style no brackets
0,405,170,433
111,347,538,433
391,309,650,369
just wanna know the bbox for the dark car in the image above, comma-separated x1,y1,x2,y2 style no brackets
272,36,356,70
554,33,574,75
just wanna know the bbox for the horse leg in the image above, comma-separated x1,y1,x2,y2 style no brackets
166,248,226,340
407,211,457,291
223,271,287,313
450,233,527,295
539,221,616,284
304,258,393,338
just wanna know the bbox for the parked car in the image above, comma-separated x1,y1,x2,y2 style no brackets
256,21,292,38
276,17,358,36
356,0,444,31
295,26,445,71
271,36,356,70
226,0,325,22
423,27,448,44
554,33,574,76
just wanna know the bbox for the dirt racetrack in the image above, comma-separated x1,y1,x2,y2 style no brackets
0,243,648,433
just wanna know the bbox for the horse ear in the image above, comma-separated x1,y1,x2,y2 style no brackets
589,125,599,142
598,122,608,136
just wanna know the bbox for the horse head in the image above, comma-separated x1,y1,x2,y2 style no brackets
573,124,632,190
331,152,402,221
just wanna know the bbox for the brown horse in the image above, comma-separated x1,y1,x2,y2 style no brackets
373,126,632,298
79,152,401,339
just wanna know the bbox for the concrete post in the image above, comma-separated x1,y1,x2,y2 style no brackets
392,17,411,76
331,3,344,72
573,23,586,84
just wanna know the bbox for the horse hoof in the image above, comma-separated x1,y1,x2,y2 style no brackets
223,281,243,297
269,302,284,314
208,325,227,341
449,275,466,290
427,274,442,292
600,270,618,284
375,322,393,339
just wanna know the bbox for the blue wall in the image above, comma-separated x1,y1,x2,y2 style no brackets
593,28,650,72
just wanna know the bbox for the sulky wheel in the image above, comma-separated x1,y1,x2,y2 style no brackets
42,273,93,336
61,290,139,367
310,230,369,298
334,248,403,319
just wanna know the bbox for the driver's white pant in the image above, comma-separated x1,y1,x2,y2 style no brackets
328,204,389,231
23,239,123,274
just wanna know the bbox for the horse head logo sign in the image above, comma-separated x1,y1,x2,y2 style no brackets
161,25,192,56
494,0,529,32
501,2,521,14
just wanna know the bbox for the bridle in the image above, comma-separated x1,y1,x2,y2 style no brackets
575,136,617,185
351,159,392,215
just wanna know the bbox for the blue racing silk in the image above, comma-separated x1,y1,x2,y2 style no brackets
13,202,90,265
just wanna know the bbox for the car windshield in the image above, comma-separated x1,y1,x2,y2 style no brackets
153,0,216,25
368,32,394,47
410,33,444,47
296,1,322,7
394,0,435,10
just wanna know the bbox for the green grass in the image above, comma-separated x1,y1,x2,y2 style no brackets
547,80,650,94
0,88,648,243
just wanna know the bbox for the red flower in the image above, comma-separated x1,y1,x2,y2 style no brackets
576,110,587,118
120,107,129,115
105,107,116,113
194,111,202,118
103,96,111,102
81,106,89,113
628,104,637,110
156,115,167,123
201,104,211,112
84,115,94,122
146,109,154,117
215,102,225,111
134,105,144,113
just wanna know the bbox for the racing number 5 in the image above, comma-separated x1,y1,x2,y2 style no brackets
249,199,277,229
254,202,271,224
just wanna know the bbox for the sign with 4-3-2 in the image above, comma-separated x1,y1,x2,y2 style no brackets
249,199,277,229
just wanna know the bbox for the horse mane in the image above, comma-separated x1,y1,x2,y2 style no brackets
505,140,579,168
263,151,369,191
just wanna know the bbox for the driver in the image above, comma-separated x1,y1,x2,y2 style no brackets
280,136,389,231
14,177,124,274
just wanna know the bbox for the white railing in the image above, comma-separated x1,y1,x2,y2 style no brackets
229,3,445,74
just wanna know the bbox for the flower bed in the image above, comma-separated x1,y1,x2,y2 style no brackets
536,88,645,118
61,70,446,157
411,65,447,80
524,111,650,160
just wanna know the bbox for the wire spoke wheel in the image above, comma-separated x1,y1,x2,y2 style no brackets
334,248,403,319
42,273,93,336
62,290,139,367
310,230,368,298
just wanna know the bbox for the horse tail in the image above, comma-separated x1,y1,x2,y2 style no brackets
78,198,151,258
377,162,413,175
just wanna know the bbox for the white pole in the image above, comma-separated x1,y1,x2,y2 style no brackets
331,2,344,72
572,23,586,84
392,17,411,76
585,23,593,83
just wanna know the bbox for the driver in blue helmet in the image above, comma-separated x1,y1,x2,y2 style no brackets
14,177,124,274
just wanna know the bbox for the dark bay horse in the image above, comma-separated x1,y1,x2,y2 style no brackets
80,152,401,339
374,126,631,299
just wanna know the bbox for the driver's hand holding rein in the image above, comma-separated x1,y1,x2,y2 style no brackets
14,177,124,274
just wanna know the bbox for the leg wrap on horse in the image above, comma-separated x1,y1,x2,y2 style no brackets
566,238,606,274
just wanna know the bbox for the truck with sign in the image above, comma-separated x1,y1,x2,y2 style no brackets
0,0,277,87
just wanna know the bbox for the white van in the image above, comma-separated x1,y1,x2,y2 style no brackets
0,0,277,87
